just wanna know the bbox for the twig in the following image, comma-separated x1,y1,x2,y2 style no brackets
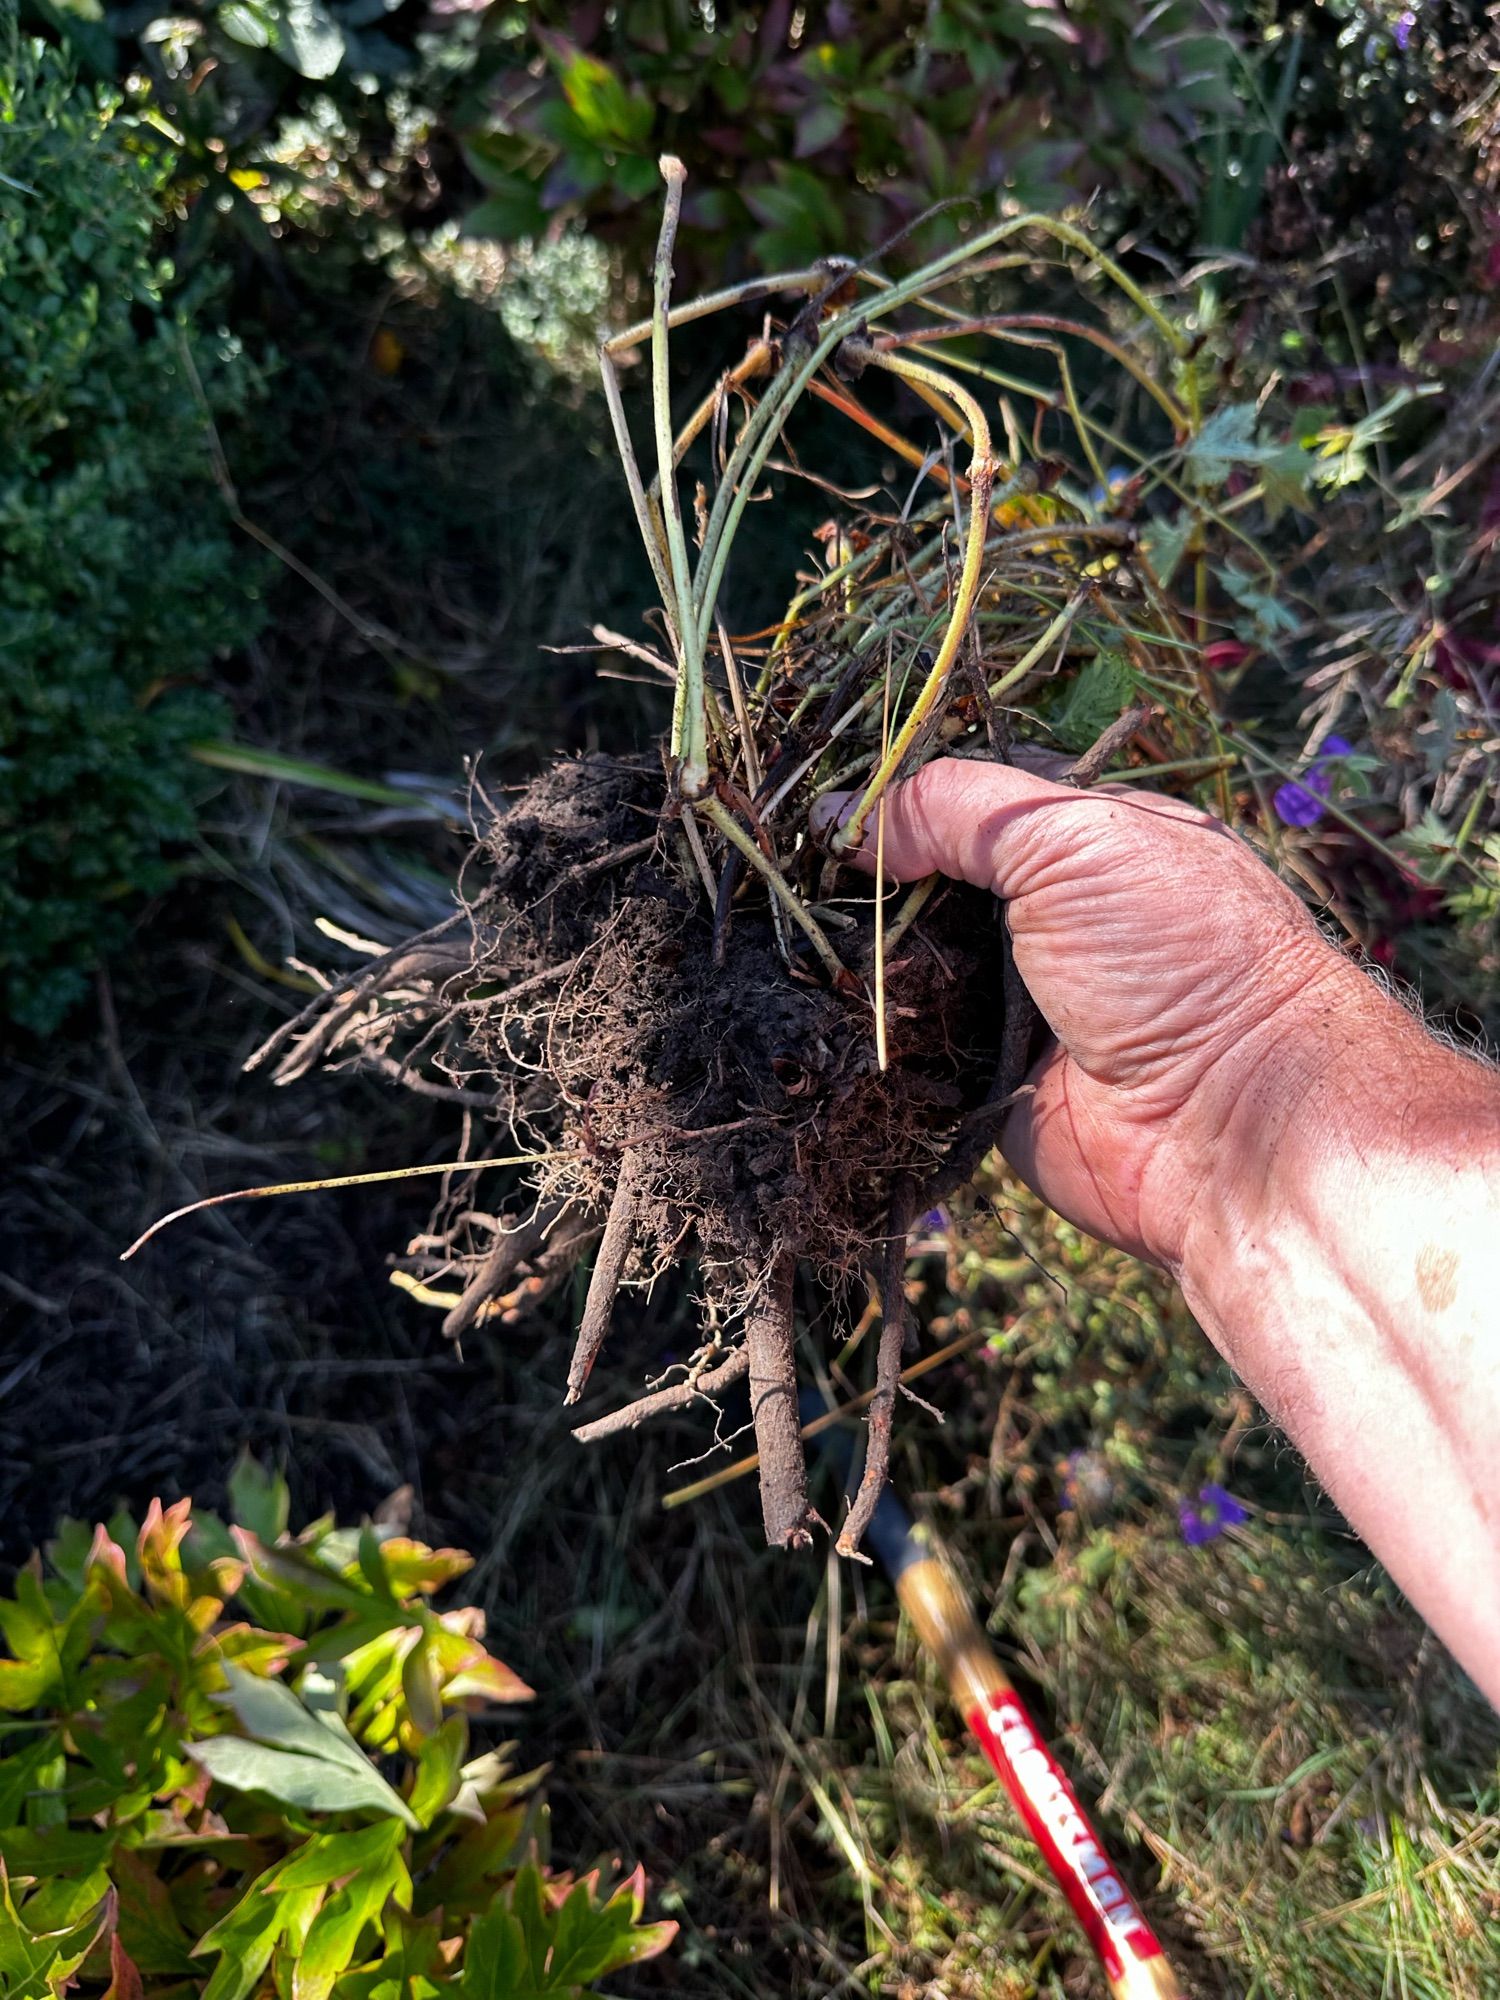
1063,702,1156,788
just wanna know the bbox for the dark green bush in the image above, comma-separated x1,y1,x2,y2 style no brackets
453,0,1239,277
0,38,263,1036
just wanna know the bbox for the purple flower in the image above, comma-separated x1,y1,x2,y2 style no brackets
1272,734,1354,829
1394,8,1417,51
918,1207,949,1233
1178,1483,1248,1546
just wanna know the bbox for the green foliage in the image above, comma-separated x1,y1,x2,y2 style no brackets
0,1457,676,1997
790,1182,1500,1997
0,38,263,1036
438,0,1240,276
34,0,1239,281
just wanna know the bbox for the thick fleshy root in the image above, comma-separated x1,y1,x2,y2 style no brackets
837,1175,915,1558
565,1151,644,1404
746,1250,821,1549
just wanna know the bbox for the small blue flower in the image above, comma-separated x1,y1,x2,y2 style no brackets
1179,1483,1248,1546
1272,733,1354,829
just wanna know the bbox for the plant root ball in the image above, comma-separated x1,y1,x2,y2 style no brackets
265,753,1012,1547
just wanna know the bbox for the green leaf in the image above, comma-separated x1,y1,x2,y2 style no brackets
287,1845,405,2000
110,1847,198,1978
0,1573,72,1712
1184,402,1288,488
547,44,651,149
273,0,345,79
217,0,274,48
409,1716,467,1828
546,1870,674,1987
459,1899,530,1996
195,1865,320,2000
0,1827,113,1877
331,1911,445,2000
192,1667,419,1827
0,1866,116,2000
1217,564,1299,640
189,1738,409,1821
273,1820,405,1893
1258,442,1316,522
228,1452,291,1544
1141,514,1193,587
191,743,449,815
0,1737,63,1832
463,184,548,243
457,1863,676,1996
1045,651,1138,755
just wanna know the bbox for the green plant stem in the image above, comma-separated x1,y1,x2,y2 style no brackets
602,268,826,358
984,591,1090,701
833,354,996,853
649,156,710,797
886,313,1189,431
882,874,940,954
598,344,679,642
698,796,849,986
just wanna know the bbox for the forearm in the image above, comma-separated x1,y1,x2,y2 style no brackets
1179,967,1500,1705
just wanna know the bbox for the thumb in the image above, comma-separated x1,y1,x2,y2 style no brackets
810,757,1086,894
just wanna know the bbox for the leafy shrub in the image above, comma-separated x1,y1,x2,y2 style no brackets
455,1,1239,275
0,38,262,1036
33,0,1240,283
0,1455,676,1997
1244,0,1500,357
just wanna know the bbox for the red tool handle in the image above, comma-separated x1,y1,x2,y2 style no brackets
895,1554,1186,1999
966,1684,1169,1990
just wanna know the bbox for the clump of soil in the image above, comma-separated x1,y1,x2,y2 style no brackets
253,749,1019,1550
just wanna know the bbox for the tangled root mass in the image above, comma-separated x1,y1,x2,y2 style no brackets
257,753,1014,1550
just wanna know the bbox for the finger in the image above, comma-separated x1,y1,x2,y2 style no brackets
811,757,1220,896
810,758,1103,894
1001,1043,1152,1260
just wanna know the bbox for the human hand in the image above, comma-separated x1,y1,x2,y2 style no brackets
812,756,1368,1272
816,757,1500,1707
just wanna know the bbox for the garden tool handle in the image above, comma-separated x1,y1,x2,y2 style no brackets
895,1554,1186,2000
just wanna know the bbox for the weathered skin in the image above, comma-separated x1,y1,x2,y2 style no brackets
816,756,1500,1710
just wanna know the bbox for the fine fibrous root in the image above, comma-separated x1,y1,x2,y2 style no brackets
837,1174,916,1559
746,1250,822,1550
565,1150,644,1404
